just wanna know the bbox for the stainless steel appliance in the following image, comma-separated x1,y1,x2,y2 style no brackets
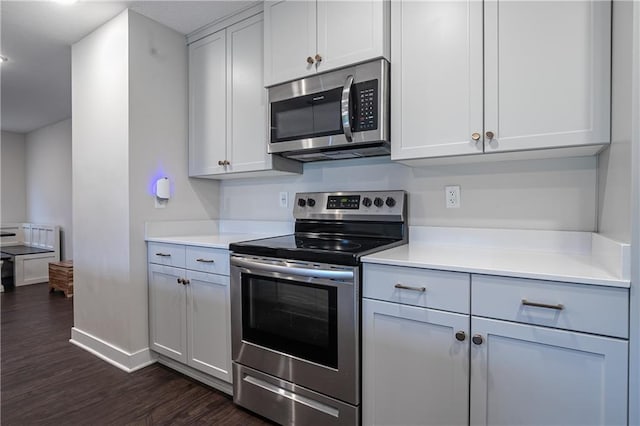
230,190,407,425
268,59,390,162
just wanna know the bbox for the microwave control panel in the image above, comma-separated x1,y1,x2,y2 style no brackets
353,80,378,132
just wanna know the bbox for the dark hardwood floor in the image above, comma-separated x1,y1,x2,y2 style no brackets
1,283,272,425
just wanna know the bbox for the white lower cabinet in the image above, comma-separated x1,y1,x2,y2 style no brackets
363,299,469,426
149,264,187,363
148,243,232,385
362,265,630,426
470,317,628,426
186,270,231,382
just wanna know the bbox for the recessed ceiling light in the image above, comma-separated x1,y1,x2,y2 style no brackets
0,56,8,63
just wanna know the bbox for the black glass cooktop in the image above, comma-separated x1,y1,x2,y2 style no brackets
230,233,403,266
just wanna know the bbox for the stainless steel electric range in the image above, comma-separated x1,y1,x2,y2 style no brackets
229,190,407,426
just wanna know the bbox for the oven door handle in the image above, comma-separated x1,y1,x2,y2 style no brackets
341,75,354,142
232,257,354,281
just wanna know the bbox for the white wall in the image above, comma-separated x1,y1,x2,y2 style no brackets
127,10,219,353
598,0,633,243
1,131,27,223
72,10,218,359
25,118,73,259
627,2,640,424
220,156,597,231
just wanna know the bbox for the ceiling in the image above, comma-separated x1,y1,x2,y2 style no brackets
1,0,255,134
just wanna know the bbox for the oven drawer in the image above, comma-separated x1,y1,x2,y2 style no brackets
186,246,229,275
233,363,358,426
147,242,186,268
363,264,470,314
472,275,629,338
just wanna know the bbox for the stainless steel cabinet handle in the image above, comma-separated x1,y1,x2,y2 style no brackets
394,283,426,292
196,258,215,263
341,75,354,142
455,331,466,342
521,299,564,310
156,253,171,257
472,334,484,345
471,132,481,141
485,131,495,140
306,56,314,64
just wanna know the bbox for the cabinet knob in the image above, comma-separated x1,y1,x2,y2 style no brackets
471,132,481,141
455,331,466,342
177,278,183,284
315,54,322,63
183,279,190,285
472,334,484,345
224,160,231,166
218,160,225,166
306,56,315,64
485,131,495,140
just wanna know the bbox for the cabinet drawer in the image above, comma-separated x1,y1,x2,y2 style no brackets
472,275,629,338
363,264,470,314
186,246,230,275
148,243,186,268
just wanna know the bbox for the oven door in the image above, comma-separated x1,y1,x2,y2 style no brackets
230,255,359,405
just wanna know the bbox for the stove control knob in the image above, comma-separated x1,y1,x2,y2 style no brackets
307,198,316,207
374,197,384,208
386,197,396,208
362,197,372,208
298,198,306,207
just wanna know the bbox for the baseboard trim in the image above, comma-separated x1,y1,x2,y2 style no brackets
70,327,157,373
156,354,233,396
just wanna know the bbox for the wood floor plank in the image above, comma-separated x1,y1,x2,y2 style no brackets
1,283,272,425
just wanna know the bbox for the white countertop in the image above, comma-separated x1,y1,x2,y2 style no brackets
146,233,280,250
363,243,629,288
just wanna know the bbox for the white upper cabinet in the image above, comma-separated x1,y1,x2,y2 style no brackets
264,0,390,87
392,0,611,163
189,12,302,178
391,0,484,159
484,0,611,153
189,30,227,176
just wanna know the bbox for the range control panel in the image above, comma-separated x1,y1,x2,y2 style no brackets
294,190,406,222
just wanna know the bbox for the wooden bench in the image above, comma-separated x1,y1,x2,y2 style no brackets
49,260,73,298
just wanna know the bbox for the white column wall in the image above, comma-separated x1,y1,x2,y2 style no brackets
72,11,133,354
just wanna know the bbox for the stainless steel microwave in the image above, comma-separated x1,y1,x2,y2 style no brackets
267,59,390,162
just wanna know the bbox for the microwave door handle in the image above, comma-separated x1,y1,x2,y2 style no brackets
341,75,354,142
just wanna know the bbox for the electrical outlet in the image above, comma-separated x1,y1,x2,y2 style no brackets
445,185,461,208
279,192,288,208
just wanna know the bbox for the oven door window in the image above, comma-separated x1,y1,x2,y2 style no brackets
271,87,343,143
241,274,338,369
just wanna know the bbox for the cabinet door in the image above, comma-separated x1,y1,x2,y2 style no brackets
316,0,389,74
264,0,316,86
149,264,187,363
363,299,470,426
391,0,484,161
484,0,611,153
186,270,232,383
226,14,269,173
470,317,628,426
189,30,227,176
